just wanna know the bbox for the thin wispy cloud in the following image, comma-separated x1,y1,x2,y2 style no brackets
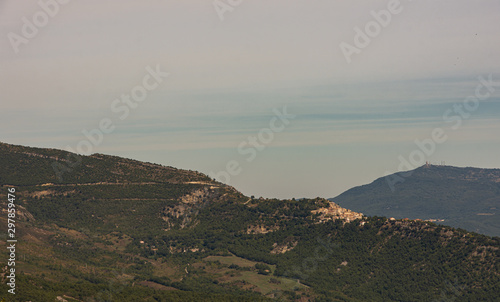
1,0,499,198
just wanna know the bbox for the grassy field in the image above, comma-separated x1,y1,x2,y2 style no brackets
201,255,309,296
204,255,258,267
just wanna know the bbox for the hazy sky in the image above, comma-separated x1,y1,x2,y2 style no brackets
1,0,500,199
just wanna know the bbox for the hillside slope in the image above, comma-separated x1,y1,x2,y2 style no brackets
330,165,500,237
0,142,212,186
0,142,498,301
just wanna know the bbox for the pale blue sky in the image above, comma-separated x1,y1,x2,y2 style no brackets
1,0,500,198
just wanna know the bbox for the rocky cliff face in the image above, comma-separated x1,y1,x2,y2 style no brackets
162,187,218,229
161,186,241,230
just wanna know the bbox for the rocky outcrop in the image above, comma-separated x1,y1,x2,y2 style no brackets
162,187,219,229
246,224,279,234
270,240,298,254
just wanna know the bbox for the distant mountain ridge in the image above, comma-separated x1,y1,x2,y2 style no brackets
330,165,500,237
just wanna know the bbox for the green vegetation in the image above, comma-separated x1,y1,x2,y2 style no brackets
0,142,498,301
331,165,500,237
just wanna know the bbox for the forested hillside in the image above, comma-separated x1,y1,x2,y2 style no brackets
0,142,498,301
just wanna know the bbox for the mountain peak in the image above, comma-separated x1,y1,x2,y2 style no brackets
331,165,500,236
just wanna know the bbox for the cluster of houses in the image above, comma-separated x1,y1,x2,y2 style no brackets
311,202,363,223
